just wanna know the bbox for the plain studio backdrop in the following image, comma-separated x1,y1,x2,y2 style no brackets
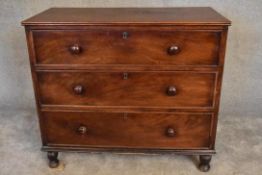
0,1,261,175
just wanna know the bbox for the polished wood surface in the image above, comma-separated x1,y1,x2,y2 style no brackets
43,112,212,149
37,71,216,108
22,7,230,171
33,29,220,65
21,7,230,25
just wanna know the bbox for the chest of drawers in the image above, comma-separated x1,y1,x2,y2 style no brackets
22,7,230,172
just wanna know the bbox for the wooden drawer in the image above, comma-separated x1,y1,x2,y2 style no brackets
37,71,216,108
33,29,220,65
42,112,212,149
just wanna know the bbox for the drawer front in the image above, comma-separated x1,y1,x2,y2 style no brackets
38,71,216,108
33,29,220,65
43,112,212,149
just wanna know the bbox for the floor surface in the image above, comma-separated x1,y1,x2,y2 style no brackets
0,109,261,175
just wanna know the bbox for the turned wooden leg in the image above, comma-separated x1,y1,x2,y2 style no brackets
47,151,59,168
199,155,212,172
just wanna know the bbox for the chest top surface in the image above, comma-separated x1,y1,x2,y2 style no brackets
21,7,231,26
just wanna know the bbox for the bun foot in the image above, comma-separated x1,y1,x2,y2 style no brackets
199,163,210,172
198,155,212,172
49,160,59,168
47,151,59,168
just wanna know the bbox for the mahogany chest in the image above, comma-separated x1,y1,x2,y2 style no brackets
22,7,230,172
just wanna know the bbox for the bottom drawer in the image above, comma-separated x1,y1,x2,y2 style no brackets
42,112,212,149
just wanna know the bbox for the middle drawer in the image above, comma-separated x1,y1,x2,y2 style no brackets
37,71,216,108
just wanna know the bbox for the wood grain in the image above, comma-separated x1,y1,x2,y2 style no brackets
21,7,231,26
33,29,220,66
22,8,230,170
42,111,212,149
37,71,216,108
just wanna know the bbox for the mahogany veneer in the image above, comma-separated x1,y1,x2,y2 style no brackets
43,112,212,148
37,71,216,108
22,7,230,171
33,30,220,65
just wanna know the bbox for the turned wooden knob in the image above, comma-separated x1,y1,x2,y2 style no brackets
77,126,87,134
167,45,180,55
166,127,176,137
69,44,81,54
73,85,84,95
166,86,177,96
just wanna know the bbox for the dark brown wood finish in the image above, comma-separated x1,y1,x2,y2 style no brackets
32,29,220,66
47,151,59,168
21,7,230,26
37,71,216,108
42,112,212,149
199,155,212,172
22,8,230,171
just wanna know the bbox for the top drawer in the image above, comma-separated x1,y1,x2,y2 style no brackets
32,29,221,66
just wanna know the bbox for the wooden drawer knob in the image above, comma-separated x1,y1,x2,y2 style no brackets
73,85,84,95
77,126,87,134
167,45,180,55
69,44,81,54
166,86,177,96
166,127,176,137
